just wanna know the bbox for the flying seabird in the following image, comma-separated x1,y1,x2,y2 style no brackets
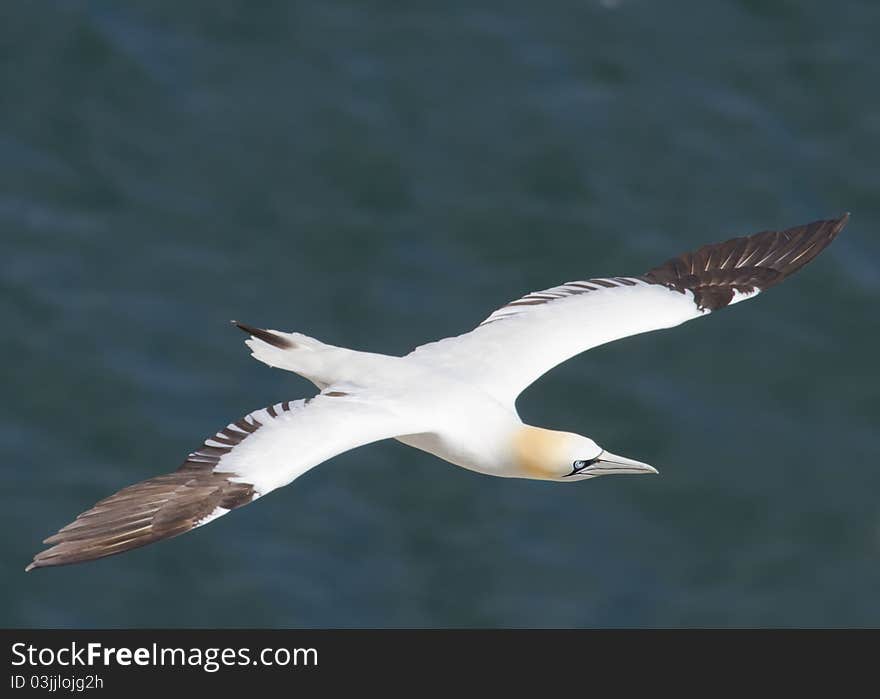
27,214,848,571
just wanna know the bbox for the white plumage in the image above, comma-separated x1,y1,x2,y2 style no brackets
27,214,847,571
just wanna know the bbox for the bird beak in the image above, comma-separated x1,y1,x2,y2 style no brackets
583,450,659,477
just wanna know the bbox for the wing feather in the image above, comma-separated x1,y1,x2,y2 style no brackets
28,392,416,570
409,215,847,405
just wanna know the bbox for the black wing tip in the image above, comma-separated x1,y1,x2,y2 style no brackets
781,212,849,266
232,321,293,349
829,211,850,235
644,213,848,312
814,212,849,240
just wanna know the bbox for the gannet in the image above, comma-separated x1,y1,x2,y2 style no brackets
27,215,848,571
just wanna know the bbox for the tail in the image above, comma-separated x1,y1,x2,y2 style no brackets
232,321,335,387
233,321,327,353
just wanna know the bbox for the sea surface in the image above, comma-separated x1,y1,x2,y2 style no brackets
2,0,879,627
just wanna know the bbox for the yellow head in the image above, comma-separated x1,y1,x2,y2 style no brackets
511,426,658,482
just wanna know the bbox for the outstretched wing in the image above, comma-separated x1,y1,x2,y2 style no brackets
409,215,847,405
28,391,417,570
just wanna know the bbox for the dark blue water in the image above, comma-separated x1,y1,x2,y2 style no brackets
3,0,879,627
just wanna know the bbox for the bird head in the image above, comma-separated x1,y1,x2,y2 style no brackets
512,426,658,481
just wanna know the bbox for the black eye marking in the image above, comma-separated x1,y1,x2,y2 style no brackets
564,457,600,477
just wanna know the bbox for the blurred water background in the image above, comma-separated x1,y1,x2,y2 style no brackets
2,0,879,627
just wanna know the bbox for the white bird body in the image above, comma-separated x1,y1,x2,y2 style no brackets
253,338,530,479
247,330,597,481
27,214,848,571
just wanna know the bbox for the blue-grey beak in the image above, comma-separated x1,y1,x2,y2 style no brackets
581,450,658,477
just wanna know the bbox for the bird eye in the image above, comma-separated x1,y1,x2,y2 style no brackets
569,457,600,474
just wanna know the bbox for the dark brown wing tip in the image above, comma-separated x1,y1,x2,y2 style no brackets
25,554,71,572
27,464,258,571
644,214,848,311
232,321,293,349
829,212,850,239
818,212,849,242
759,213,848,281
